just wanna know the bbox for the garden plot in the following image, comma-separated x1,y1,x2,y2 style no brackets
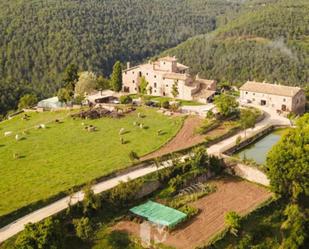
114,176,272,249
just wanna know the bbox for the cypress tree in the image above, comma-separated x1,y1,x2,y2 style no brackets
111,61,122,92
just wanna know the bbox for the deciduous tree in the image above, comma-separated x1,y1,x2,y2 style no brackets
18,94,37,110
214,94,239,118
266,114,309,201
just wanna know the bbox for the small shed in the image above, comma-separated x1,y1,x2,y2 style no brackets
130,201,187,228
37,97,67,109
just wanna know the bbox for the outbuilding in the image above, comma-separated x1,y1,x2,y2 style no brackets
239,81,306,114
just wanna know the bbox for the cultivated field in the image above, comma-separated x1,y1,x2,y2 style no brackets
114,177,272,249
0,107,183,217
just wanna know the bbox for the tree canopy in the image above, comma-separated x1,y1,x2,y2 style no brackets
162,0,309,87
214,94,239,117
111,61,122,92
266,114,309,201
18,94,38,110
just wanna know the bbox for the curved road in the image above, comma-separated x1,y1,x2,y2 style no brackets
0,105,289,243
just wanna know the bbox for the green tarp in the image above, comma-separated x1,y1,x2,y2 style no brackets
130,201,187,228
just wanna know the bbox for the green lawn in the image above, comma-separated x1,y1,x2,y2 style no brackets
129,94,202,106
0,107,183,217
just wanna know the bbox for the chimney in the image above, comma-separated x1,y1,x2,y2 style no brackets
127,62,130,69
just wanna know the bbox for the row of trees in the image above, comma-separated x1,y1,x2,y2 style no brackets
56,62,123,104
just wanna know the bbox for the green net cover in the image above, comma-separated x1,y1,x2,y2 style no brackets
130,201,187,228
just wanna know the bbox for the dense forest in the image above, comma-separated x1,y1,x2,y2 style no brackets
0,0,249,115
162,0,309,86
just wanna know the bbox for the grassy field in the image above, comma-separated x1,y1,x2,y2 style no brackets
0,107,183,217
129,94,202,106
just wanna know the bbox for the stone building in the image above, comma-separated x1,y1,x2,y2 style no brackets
122,56,216,103
240,81,306,114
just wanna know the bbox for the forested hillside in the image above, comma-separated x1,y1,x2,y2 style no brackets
0,0,246,115
162,0,309,86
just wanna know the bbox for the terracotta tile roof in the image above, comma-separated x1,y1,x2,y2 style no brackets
158,56,177,62
240,81,303,97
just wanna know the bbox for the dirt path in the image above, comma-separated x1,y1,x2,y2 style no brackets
141,115,205,160
114,177,272,249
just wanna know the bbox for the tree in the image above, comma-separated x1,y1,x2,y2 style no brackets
15,218,63,249
280,204,306,249
57,88,72,103
63,64,79,92
82,184,100,216
73,217,94,241
96,75,110,93
214,94,239,118
225,211,241,236
111,61,122,92
75,71,97,97
171,80,179,98
239,109,257,138
18,94,38,110
138,76,148,95
266,114,309,201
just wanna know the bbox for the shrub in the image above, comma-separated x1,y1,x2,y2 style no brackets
178,205,199,218
225,211,241,236
15,218,63,249
107,179,143,207
82,184,101,216
128,150,139,161
73,217,94,241
161,100,170,109
120,95,132,104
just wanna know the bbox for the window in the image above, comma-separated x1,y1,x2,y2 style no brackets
132,80,135,83
154,82,157,88
125,72,127,75
166,84,168,87
132,71,134,74
146,73,148,76
245,92,248,94
163,77,165,80
283,98,286,102
154,75,156,78
134,87,137,91
252,98,255,101
253,93,255,96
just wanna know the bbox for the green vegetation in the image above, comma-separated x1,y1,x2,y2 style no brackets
111,61,122,92
0,0,245,115
129,94,201,106
163,0,309,87
224,211,241,236
214,94,239,118
0,107,183,217
17,94,38,110
266,114,309,201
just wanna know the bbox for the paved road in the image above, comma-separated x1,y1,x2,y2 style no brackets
0,105,289,243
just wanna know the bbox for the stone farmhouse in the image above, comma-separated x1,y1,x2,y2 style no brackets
122,56,216,103
240,81,306,114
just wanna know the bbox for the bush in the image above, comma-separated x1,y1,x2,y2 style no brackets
128,150,139,161
225,211,241,236
73,217,94,241
120,95,132,104
15,218,63,249
107,179,143,207
178,205,199,218
161,100,170,109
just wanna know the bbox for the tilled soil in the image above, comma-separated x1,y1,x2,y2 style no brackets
114,177,272,249
141,115,205,160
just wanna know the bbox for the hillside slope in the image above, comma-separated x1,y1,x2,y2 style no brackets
0,0,246,115
162,0,309,86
